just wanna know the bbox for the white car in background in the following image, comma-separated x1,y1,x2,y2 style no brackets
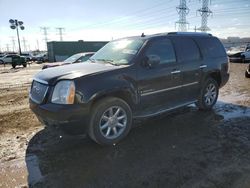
241,45,250,62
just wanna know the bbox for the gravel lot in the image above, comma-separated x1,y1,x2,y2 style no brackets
0,62,249,188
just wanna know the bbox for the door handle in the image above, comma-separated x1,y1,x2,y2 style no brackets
171,70,181,74
199,65,207,69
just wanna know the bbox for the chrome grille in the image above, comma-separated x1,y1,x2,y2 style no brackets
30,81,48,104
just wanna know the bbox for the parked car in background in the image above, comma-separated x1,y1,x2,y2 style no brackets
36,53,48,63
245,64,250,78
21,53,33,61
228,45,250,63
0,54,27,68
0,53,5,58
30,32,229,145
42,52,94,69
241,45,250,63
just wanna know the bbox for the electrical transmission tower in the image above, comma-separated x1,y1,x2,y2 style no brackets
40,27,49,50
10,36,16,52
56,27,65,41
197,0,212,32
6,44,10,52
176,0,190,32
22,37,27,52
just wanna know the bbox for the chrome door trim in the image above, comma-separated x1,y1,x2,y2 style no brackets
199,65,207,69
140,81,199,96
171,70,181,74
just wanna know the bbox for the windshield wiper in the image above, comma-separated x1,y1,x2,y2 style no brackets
88,58,96,63
95,59,120,66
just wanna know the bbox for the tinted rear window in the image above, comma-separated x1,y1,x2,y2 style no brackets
194,37,226,58
171,37,201,62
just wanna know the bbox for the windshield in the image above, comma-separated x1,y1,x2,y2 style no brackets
90,38,144,65
63,53,82,63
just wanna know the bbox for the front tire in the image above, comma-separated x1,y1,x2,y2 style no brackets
196,78,219,110
12,63,16,68
88,97,132,145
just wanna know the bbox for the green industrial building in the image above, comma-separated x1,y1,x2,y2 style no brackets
47,40,108,62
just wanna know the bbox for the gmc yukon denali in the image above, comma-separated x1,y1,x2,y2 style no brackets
30,32,229,145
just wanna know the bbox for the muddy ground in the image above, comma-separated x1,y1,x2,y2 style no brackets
0,63,250,188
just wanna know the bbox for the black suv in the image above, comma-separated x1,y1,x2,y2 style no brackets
30,32,229,145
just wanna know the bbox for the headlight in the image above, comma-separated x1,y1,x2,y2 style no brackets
51,80,75,104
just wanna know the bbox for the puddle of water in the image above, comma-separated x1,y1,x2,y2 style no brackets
26,154,43,186
216,101,250,120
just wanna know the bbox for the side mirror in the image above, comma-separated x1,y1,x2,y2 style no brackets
142,54,160,68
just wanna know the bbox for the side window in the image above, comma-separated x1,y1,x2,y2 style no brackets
145,39,176,65
171,37,200,62
79,56,90,62
195,37,226,58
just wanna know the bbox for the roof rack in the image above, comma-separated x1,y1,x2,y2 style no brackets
167,32,212,36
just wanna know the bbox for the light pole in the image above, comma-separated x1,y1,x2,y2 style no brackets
9,19,25,55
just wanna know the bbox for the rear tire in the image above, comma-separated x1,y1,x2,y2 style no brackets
23,63,27,67
196,78,219,111
12,63,16,68
88,97,132,145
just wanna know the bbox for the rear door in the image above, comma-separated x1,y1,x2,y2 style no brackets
170,36,202,103
137,38,182,112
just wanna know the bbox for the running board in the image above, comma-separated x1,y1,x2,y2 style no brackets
133,100,197,119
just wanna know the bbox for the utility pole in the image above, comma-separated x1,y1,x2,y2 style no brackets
22,37,27,52
10,36,16,52
9,19,25,55
175,0,189,32
197,0,212,32
40,27,49,50
56,27,65,41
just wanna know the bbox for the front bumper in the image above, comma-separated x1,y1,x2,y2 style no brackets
30,99,90,134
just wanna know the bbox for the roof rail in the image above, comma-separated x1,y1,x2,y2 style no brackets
167,32,212,36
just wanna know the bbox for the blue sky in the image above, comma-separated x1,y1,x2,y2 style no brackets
0,0,249,51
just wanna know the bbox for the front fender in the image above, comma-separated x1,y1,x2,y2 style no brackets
74,69,138,106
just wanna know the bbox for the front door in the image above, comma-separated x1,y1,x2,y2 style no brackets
137,38,182,113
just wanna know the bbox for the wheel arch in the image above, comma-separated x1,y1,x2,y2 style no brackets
204,71,222,87
89,89,138,112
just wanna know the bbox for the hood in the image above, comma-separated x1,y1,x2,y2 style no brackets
44,62,64,66
34,62,120,85
42,62,66,69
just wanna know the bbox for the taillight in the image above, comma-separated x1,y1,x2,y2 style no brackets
222,63,229,74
